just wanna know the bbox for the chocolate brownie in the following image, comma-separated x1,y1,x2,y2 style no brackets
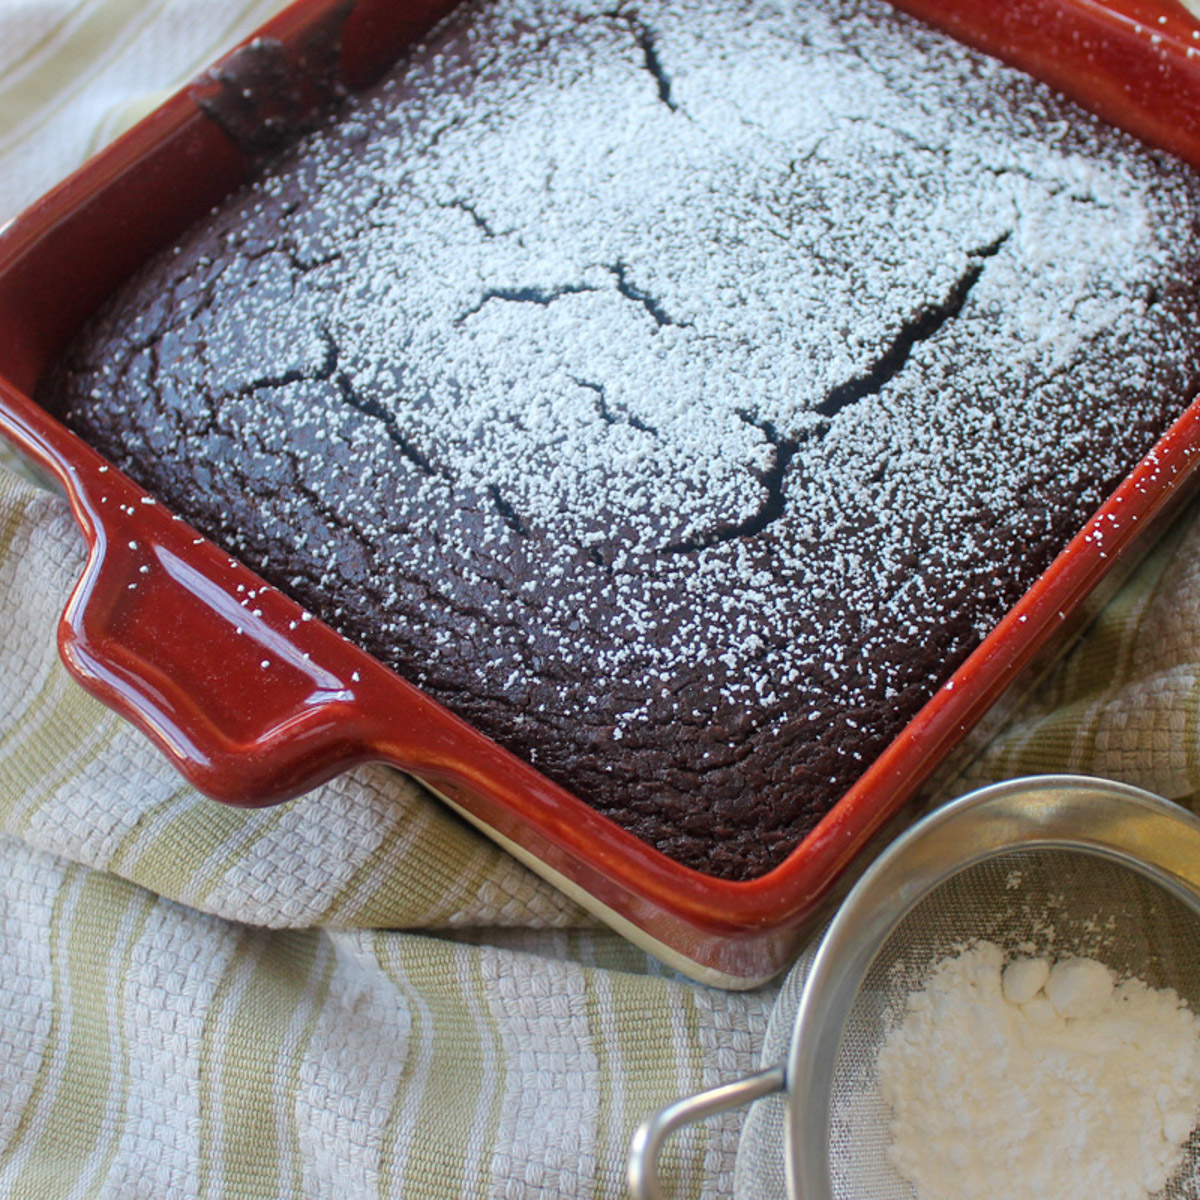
40,0,1200,879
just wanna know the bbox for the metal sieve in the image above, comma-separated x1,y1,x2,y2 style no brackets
628,775,1200,1200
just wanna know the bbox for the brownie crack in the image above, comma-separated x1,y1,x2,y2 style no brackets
632,22,677,112
234,325,339,396
653,232,1010,556
457,283,599,323
662,411,799,553
282,245,344,274
573,377,660,435
815,231,1011,419
437,198,508,239
590,9,682,114
333,368,437,476
487,484,529,534
605,261,690,328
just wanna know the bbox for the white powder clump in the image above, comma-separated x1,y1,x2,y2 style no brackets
876,941,1200,1200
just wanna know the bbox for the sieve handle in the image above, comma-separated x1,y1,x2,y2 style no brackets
627,1065,786,1200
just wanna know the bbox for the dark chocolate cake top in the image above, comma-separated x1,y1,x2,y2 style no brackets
49,0,1200,877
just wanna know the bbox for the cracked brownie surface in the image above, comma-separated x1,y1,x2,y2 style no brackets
42,0,1200,878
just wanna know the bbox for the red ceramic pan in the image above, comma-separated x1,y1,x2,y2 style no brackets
1,0,1198,986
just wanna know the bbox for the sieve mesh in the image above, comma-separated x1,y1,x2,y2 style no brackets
826,848,1200,1200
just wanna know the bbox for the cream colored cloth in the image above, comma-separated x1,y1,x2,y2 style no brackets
3,3,1200,1198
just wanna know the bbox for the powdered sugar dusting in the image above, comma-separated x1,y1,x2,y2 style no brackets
50,0,1200,876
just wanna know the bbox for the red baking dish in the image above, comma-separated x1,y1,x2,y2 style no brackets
2,0,1199,987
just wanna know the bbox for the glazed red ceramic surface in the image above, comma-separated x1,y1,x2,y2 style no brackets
1,0,1198,984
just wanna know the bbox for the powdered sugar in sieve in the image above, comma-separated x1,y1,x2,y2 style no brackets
630,776,1200,1200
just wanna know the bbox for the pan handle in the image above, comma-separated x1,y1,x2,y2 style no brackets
7,410,622,819
51,455,456,805
627,1065,786,1200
